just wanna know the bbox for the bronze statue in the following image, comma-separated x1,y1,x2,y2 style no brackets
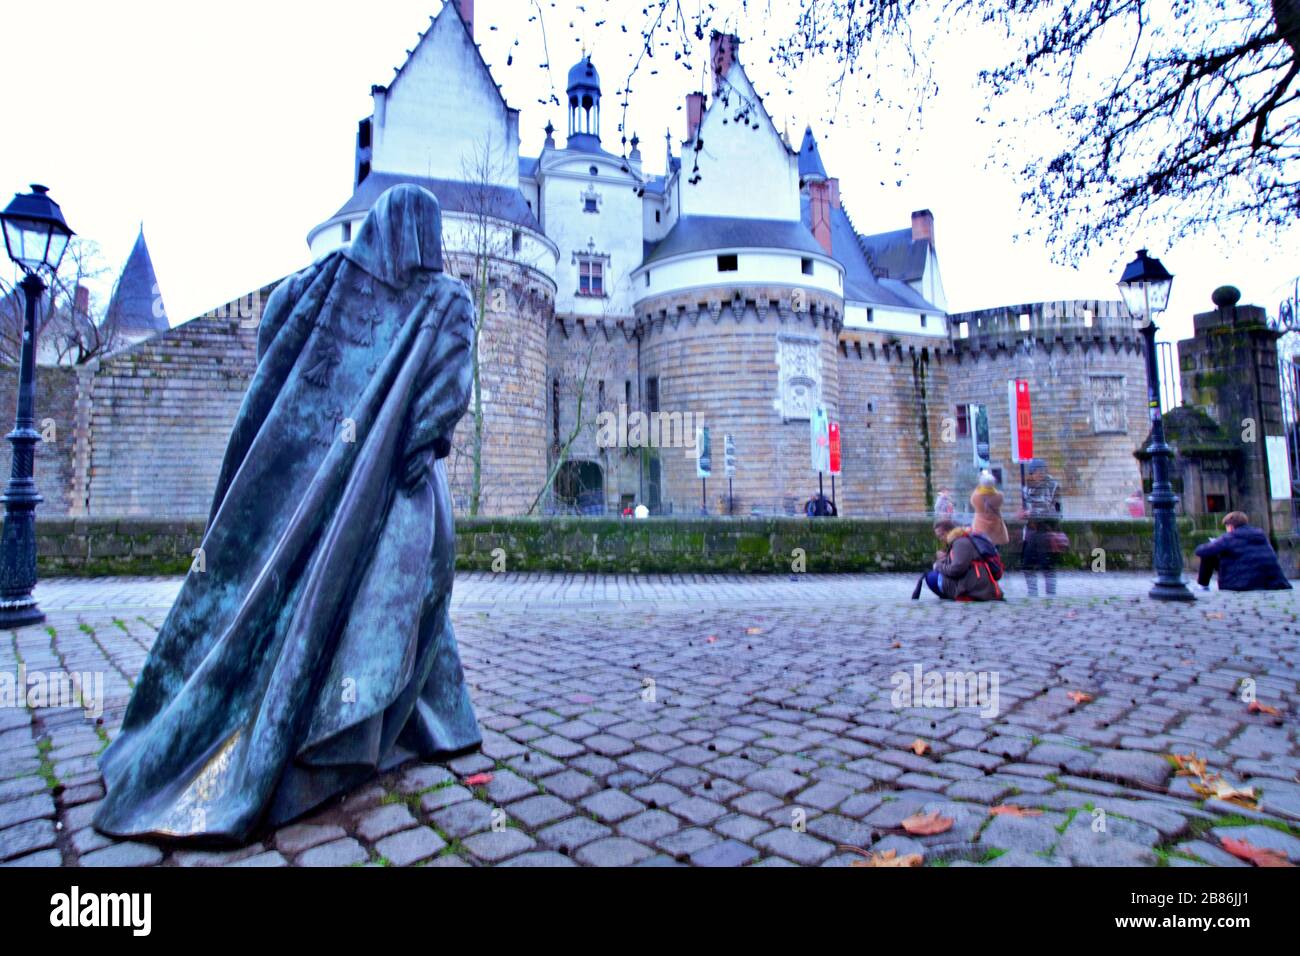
95,184,481,845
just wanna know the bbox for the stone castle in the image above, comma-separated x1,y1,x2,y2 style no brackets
14,1,1155,520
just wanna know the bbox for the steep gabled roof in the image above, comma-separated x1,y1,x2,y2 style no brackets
329,171,540,232
858,227,929,284
800,196,940,311
798,126,828,182
105,227,169,335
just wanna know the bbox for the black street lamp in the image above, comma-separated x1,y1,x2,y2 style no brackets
0,185,74,628
1118,248,1193,602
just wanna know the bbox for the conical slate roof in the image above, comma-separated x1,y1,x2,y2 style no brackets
106,227,169,336
799,126,827,182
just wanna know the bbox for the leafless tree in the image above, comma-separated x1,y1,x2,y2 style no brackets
577,0,1298,255
0,238,120,365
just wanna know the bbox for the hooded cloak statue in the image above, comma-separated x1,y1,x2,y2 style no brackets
94,184,481,845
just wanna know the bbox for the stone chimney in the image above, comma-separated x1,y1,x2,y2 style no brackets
709,31,738,90
809,181,832,256
827,177,840,210
686,92,705,142
911,209,934,244
456,0,474,37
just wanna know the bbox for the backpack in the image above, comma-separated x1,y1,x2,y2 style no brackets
967,532,1005,580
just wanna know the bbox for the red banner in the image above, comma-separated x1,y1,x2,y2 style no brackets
1009,379,1034,462
829,422,842,476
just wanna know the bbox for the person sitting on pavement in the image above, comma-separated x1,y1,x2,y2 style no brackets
923,519,1005,602
969,470,1009,546
1194,511,1293,591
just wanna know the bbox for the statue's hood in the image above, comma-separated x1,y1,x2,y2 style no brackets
344,183,444,288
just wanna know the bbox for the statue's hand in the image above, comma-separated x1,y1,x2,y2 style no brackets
401,447,431,491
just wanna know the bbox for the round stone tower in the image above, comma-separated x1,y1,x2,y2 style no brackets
632,238,844,514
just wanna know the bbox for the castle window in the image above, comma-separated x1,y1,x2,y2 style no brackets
512,230,522,253
625,380,632,407
644,271,650,287
866,308,875,323
717,254,738,272
956,405,970,438
646,376,660,413
590,165,599,176
958,321,970,339
577,256,605,297
801,258,813,276
655,210,661,223
342,222,352,242
584,196,598,213
920,314,927,328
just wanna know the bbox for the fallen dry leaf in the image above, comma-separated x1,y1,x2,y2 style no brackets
1192,778,1258,810
1204,611,1226,621
901,811,954,836
844,847,923,868
745,627,763,635
989,805,1043,817
1168,753,1209,779
1248,701,1281,717
463,773,493,787
1066,691,1094,704
1220,836,1294,868
910,739,931,756
891,641,902,649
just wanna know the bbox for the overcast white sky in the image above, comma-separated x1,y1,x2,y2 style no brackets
1,0,1295,348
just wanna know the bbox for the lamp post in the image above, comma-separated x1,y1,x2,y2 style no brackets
0,185,74,628
1118,248,1193,602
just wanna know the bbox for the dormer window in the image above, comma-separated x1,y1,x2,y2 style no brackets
717,254,738,272
584,197,598,213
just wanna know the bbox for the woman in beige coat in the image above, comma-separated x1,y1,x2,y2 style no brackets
970,471,1010,545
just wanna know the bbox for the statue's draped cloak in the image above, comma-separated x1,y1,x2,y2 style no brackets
95,186,481,844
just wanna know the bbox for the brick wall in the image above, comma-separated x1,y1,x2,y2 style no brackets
0,364,80,514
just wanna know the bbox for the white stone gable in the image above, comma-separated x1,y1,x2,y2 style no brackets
679,62,801,222
370,5,519,187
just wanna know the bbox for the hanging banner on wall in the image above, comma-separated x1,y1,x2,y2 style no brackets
1008,380,1034,463
724,433,736,479
696,426,712,479
969,403,991,471
828,421,842,476
811,406,830,473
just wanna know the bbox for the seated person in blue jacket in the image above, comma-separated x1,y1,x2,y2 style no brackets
1195,511,1292,591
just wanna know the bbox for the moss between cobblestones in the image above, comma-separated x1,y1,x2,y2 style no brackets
37,514,1227,577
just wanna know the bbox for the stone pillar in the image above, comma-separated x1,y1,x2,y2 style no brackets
1178,286,1289,542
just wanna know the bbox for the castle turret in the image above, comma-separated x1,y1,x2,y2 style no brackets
566,56,601,152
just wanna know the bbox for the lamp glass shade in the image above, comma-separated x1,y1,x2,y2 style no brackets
1117,249,1174,321
0,185,74,274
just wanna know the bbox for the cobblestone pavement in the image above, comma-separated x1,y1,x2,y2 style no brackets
3,572,1299,868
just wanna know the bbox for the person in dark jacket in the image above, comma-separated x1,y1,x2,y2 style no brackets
805,492,837,517
1195,512,1292,591
923,519,1005,601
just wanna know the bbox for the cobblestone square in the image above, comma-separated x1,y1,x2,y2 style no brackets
2,572,1298,867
